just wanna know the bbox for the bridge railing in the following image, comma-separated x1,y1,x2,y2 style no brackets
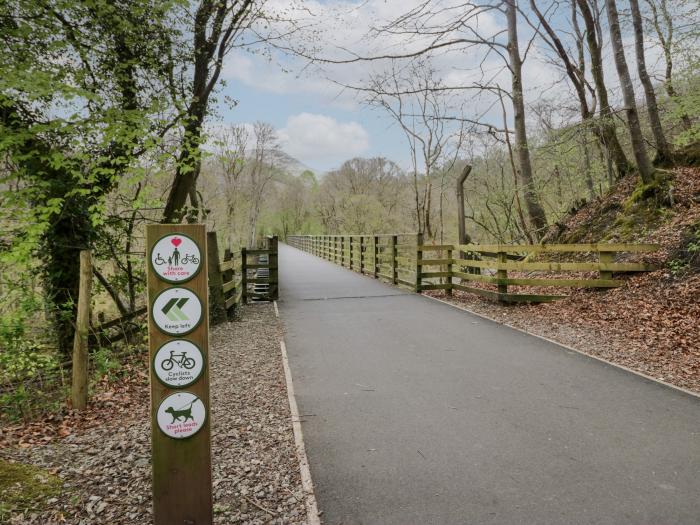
287,235,658,303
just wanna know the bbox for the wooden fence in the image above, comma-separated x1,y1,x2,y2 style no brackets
208,234,278,325
287,235,658,303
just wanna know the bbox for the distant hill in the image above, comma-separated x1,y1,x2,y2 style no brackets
269,149,315,177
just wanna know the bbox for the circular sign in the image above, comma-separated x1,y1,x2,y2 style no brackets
153,340,205,388
152,287,203,336
150,234,202,283
156,391,206,439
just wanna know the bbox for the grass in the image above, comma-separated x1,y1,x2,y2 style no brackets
0,458,62,520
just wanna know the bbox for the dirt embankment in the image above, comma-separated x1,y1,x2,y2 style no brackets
430,167,700,394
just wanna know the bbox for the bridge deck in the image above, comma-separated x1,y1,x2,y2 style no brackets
278,243,700,524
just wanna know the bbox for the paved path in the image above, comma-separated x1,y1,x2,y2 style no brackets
278,244,700,525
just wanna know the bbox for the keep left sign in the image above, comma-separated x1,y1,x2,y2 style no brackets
150,234,202,283
152,287,203,336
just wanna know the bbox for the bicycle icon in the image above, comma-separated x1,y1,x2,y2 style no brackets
182,254,200,265
161,351,196,371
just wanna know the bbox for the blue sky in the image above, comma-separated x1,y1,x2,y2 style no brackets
210,0,671,175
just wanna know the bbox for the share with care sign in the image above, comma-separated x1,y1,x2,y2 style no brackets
150,233,202,283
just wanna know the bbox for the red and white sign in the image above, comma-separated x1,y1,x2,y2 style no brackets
150,234,202,283
156,391,206,439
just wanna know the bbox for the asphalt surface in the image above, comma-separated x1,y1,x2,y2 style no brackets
277,243,700,525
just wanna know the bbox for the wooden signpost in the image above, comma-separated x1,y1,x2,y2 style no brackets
146,224,212,525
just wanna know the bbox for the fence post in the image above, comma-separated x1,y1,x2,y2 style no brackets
373,235,379,278
207,232,227,326
446,245,453,296
497,250,508,300
241,247,248,304
360,236,365,274
391,234,398,285
599,249,613,281
415,233,423,293
222,248,236,317
269,235,279,300
341,236,346,267
71,250,92,410
349,235,354,270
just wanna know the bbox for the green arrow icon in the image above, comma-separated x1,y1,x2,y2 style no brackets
161,297,189,321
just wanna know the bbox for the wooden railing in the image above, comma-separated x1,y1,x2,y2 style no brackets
208,234,278,325
287,235,658,303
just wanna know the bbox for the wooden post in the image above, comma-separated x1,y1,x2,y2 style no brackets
269,235,279,300
373,236,379,278
241,247,248,304
599,250,614,281
446,246,453,296
360,236,365,274
391,235,398,285
207,232,226,326
222,248,235,318
349,235,354,270
146,224,212,525
341,236,346,267
497,250,508,300
415,233,423,293
71,250,92,411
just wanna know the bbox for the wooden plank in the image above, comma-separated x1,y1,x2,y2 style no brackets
246,263,276,269
457,243,659,253
244,248,271,256
499,277,623,287
421,271,453,278
452,284,567,303
247,277,278,284
417,258,453,266
222,278,240,293
454,259,655,272
452,271,498,284
421,283,453,291
218,260,238,272
418,244,454,250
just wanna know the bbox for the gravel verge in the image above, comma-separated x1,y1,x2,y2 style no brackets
1,302,309,524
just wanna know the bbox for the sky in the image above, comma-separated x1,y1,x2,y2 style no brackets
211,0,675,175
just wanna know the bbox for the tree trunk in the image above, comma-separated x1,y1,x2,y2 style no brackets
506,0,548,237
71,250,92,411
629,0,672,165
605,0,654,184
576,0,632,178
456,165,473,246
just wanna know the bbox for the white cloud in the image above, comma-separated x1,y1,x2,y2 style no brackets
277,113,369,164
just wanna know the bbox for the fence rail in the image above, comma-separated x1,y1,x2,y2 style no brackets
287,235,658,303
208,234,278,325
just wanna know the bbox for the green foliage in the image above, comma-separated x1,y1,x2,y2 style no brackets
0,459,62,520
668,222,700,276
91,347,121,382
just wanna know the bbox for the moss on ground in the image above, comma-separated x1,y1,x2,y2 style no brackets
0,458,61,520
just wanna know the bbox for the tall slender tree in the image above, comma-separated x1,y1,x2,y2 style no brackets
629,0,672,164
604,0,654,183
